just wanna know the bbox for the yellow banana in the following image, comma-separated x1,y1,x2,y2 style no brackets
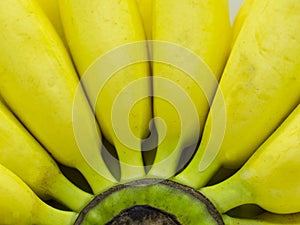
34,0,67,44
0,100,92,212
59,0,151,181
175,0,300,188
0,0,116,194
148,0,232,178
0,163,77,225
223,213,300,225
200,103,300,214
136,0,152,39
232,0,255,44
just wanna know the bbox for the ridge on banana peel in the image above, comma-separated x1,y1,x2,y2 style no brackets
34,0,67,45
136,0,153,65
223,213,300,225
148,0,232,179
59,0,152,182
0,163,77,225
0,99,93,212
174,0,300,189
0,0,116,194
200,103,300,214
136,0,152,40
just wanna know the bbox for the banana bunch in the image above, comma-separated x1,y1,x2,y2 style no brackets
0,0,300,224
174,0,300,188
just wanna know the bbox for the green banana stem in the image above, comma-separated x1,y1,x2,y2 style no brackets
35,203,78,225
173,157,221,189
114,139,146,182
199,177,253,213
222,215,251,225
77,160,117,195
48,173,93,212
147,140,186,179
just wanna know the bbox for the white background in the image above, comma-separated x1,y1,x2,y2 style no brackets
229,0,244,24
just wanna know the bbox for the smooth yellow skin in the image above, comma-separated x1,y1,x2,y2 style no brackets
0,164,77,225
34,0,67,44
59,0,151,181
148,0,231,178
223,213,300,225
201,104,300,214
0,100,92,212
232,0,255,44
0,0,115,193
136,0,152,39
175,0,300,188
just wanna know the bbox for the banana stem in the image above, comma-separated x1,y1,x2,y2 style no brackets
199,176,253,213
147,142,185,179
222,215,259,225
173,159,221,189
77,160,117,195
36,203,78,225
49,173,93,212
114,140,146,182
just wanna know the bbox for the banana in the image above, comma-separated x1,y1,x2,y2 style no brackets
223,213,300,225
34,0,67,44
0,0,116,194
0,100,93,212
148,0,232,178
136,0,153,70
136,0,152,39
59,0,151,181
0,163,77,225
232,0,255,44
200,103,300,214
174,0,300,188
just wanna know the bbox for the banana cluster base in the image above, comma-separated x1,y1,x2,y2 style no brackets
74,178,224,225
